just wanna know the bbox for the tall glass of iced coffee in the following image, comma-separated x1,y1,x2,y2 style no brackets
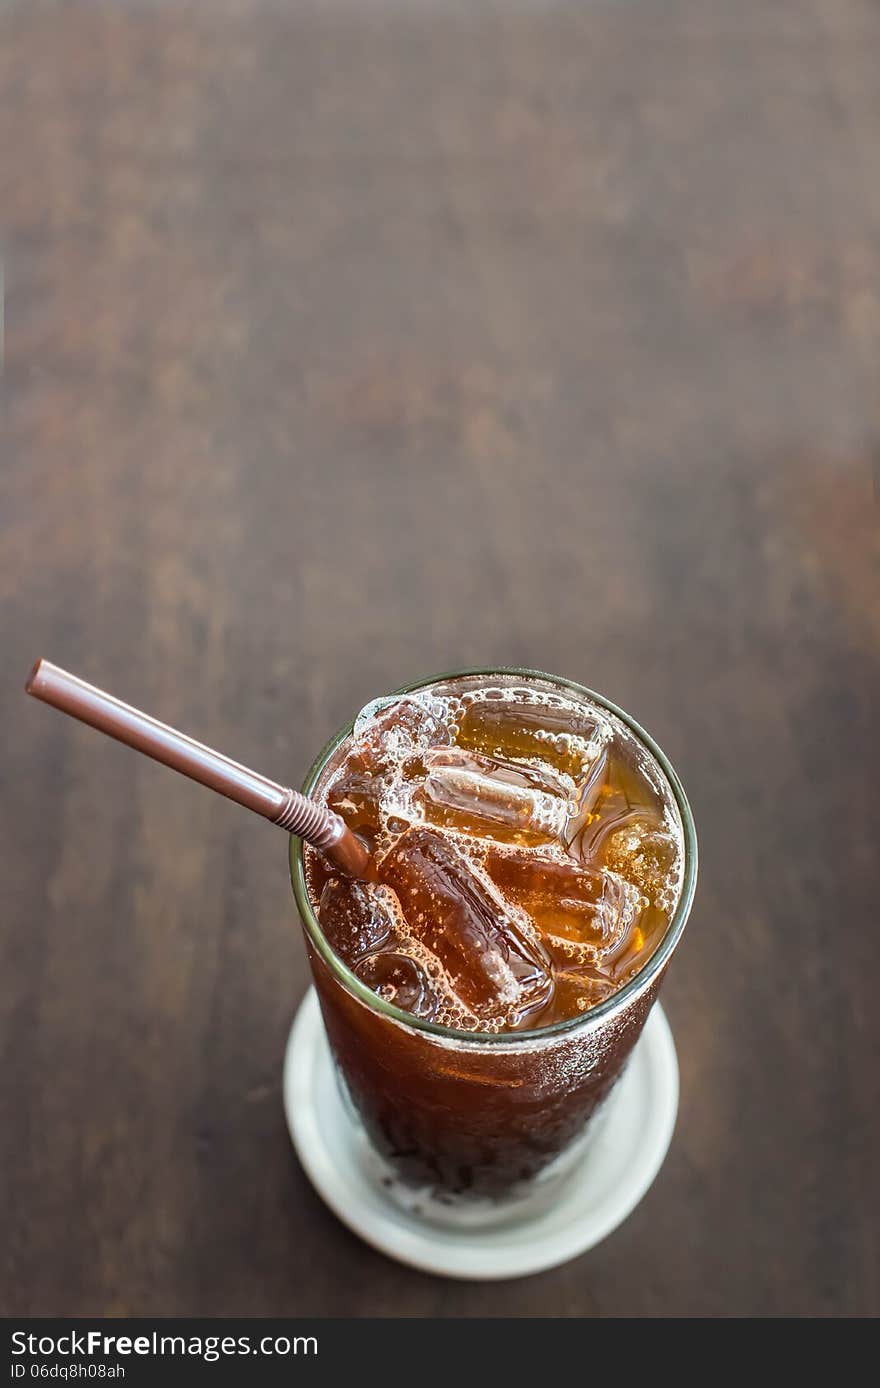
290,669,696,1204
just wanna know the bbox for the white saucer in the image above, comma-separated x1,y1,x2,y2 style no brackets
283,989,678,1280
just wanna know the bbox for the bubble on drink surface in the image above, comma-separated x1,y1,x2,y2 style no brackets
602,820,681,911
455,688,609,775
355,951,440,1020
385,814,412,835
379,825,554,1026
318,878,401,962
353,694,453,768
352,694,399,740
326,748,423,856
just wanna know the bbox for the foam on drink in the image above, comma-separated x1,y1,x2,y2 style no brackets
304,675,684,1033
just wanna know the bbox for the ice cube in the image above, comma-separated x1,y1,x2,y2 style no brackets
327,769,386,834
560,748,609,849
422,747,572,841
425,747,576,799
551,962,616,1014
571,747,608,814
601,820,680,911
457,693,603,772
571,747,671,858
353,695,452,772
378,826,553,1024
567,772,638,860
355,951,439,1019
327,761,421,847
482,844,641,950
318,878,399,963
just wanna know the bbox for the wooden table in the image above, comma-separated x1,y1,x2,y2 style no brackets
2,0,877,1318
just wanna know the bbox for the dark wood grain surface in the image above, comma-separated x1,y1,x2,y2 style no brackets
2,0,878,1318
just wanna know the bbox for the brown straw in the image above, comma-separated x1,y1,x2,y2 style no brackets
25,659,370,880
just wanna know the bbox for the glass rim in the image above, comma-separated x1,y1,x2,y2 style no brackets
290,666,698,1047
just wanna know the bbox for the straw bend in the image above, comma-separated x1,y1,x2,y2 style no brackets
274,789,344,844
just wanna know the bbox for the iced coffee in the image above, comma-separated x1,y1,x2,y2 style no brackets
293,671,694,1200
